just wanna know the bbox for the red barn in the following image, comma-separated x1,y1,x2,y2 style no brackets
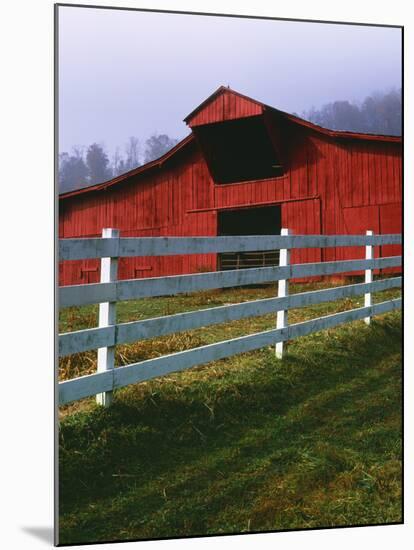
59,86,402,286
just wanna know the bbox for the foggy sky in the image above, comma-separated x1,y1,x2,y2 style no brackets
58,6,402,158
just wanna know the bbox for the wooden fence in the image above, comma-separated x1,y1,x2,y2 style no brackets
58,229,402,407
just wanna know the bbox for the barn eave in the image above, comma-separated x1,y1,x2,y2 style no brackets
59,133,195,200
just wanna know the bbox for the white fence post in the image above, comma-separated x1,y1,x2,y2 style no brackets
96,228,119,406
276,228,291,359
364,230,373,325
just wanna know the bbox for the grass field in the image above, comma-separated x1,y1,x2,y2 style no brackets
58,281,402,545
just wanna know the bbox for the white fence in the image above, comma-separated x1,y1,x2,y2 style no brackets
58,229,402,407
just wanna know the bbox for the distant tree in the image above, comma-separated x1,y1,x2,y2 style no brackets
361,89,401,135
301,88,401,136
125,136,141,170
360,95,378,133
111,147,123,177
59,147,89,193
59,152,69,171
86,143,112,184
144,134,178,163
117,159,127,175
332,101,361,131
304,101,361,131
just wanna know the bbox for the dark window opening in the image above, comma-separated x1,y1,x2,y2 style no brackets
218,205,281,270
195,116,284,184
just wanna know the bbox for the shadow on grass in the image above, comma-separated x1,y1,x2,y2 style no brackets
59,313,402,544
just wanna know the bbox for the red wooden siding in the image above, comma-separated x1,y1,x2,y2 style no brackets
379,202,402,274
282,198,322,267
186,88,263,127
59,87,402,286
281,198,322,283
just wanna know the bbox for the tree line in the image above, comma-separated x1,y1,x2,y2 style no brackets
59,133,178,194
59,88,401,194
299,88,401,136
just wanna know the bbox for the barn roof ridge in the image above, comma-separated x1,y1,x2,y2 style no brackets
60,86,401,200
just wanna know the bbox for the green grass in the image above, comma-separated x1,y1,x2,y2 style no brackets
58,281,402,545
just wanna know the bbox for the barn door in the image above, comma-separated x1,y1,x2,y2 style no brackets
281,198,322,265
217,205,281,270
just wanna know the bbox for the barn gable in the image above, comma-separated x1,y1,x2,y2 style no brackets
184,87,289,184
184,86,264,127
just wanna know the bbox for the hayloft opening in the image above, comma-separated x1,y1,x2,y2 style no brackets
195,116,283,184
218,205,281,270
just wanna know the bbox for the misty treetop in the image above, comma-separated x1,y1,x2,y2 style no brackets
300,89,401,136
86,143,112,185
59,148,89,193
59,89,401,194
144,134,178,163
59,133,178,194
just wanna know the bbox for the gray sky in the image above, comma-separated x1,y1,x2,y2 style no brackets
58,6,402,158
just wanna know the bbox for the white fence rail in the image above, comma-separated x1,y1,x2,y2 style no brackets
59,256,401,308
58,230,402,407
59,234,402,261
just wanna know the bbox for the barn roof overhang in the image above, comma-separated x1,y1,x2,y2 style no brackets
59,133,195,200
